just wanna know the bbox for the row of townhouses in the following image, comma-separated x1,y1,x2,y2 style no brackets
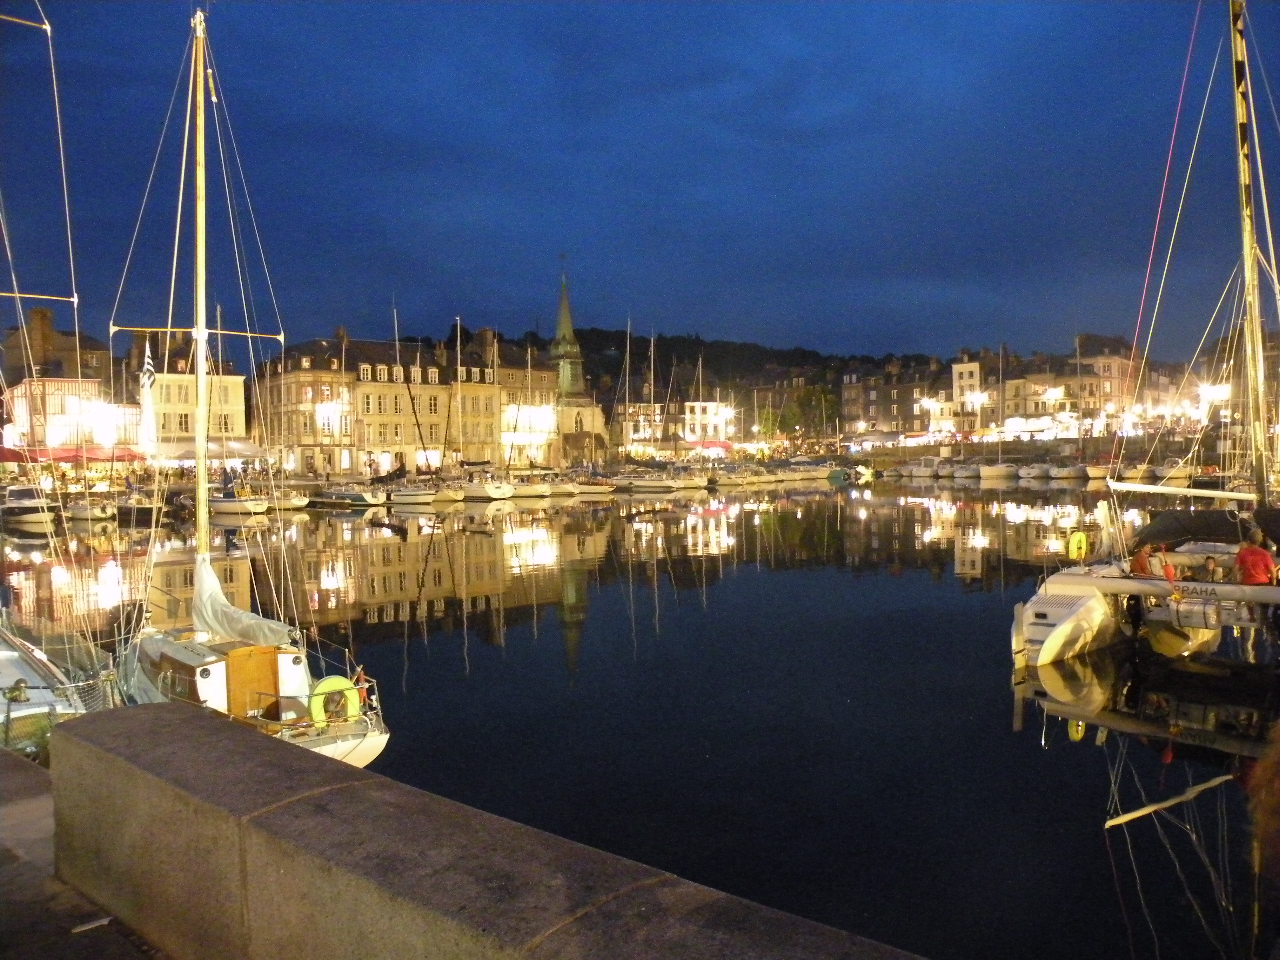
0,289,1227,466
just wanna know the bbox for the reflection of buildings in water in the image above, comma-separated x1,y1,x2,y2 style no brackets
251,505,614,654
148,551,255,629
6,524,174,642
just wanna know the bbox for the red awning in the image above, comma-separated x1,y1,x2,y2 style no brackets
42,444,145,462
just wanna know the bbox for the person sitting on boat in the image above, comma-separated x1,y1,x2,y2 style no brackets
1130,542,1155,577
1189,555,1221,583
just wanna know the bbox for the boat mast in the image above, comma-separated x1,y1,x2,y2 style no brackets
1232,0,1270,506
193,9,211,554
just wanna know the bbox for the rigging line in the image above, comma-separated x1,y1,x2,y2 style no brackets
105,31,192,342
1130,32,1222,471
1132,40,1224,466
40,3,81,377
204,43,283,349
1118,1,1205,463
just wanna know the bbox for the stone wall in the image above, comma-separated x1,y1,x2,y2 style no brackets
51,703,918,960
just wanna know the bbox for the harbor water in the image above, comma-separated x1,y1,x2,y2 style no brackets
302,481,1264,960
14,477,1263,959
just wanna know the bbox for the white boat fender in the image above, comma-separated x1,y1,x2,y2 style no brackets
309,675,360,725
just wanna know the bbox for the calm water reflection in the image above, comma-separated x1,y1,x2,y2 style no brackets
11,478,1257,959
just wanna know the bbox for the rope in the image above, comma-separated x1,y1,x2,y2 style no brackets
1114,2,1204,469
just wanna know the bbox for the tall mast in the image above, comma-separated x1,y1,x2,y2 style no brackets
1231,0,1270,506
193,9,210,554
622,318,631,458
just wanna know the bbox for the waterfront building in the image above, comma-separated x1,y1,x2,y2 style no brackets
0,307,110,386
256,327,511,476
841,358,951,444
3,377,112,448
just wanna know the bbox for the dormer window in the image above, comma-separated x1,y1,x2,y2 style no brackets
376,365,388,382
392,365,403,383
484,369,493,383
470,367,480,381
329,358,339,370
300,356,312,370
427,367,439,384
409,366,420,384
359,364,371,381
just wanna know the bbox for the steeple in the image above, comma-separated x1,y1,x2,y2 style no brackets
549,272,586,397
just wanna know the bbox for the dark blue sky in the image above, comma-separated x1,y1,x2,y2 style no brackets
4,1,1279,362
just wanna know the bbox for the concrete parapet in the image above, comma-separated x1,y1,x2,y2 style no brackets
51,703,919,960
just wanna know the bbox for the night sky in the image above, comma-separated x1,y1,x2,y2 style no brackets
4,1,1279,363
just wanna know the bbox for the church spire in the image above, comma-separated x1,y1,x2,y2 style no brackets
549,272,586,397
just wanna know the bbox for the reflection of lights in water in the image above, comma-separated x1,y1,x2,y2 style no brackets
1045,537,1064,554
970,533,989,549
97,560,123,608
320,563,343,590
753,515,761,526
922,529,935,543
1005,504,1027,524
29,551,43,564
857,507,868,521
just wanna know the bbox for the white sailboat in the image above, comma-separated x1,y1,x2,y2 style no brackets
1013,1,1280,667
118,10,388,767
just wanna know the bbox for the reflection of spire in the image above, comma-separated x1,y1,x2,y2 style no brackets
559,561,589,677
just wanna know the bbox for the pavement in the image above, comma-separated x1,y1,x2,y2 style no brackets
0,748,163,960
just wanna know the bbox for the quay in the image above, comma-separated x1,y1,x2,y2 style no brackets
4,703,924,960
0,749,159,959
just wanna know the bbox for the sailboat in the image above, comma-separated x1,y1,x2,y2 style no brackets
1013,1,1280,667
117,10,388,767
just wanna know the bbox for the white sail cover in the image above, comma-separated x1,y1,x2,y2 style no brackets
192,553,295,646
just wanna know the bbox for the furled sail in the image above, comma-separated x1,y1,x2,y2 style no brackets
191,554,296,646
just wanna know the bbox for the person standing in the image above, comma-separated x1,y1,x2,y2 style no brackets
1236,529,1276,585
1236,528,1277,647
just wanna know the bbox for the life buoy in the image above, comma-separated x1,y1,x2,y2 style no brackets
1067,531,1088,561
309,675,360,726
1068,720,1087,742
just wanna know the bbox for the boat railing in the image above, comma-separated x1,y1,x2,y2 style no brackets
238,675,385,738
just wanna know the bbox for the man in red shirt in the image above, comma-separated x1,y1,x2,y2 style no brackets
1236,529,1277,642
1236,529,1277,585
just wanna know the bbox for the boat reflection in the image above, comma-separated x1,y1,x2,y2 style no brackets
1013,637,1280,958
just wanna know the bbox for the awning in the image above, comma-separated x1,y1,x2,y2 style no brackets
155,438,269,460
42,444,146,462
